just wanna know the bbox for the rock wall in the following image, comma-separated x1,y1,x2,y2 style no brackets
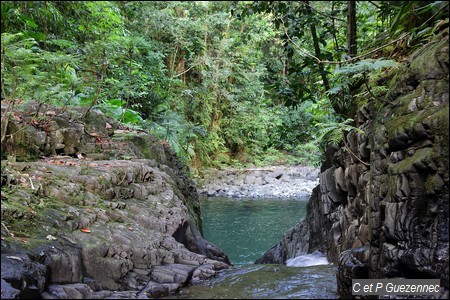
1,105,230,298
257,30,449,298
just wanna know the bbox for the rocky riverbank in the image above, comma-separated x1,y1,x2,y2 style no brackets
198,165,320,199
1,103,230,299
255,29,449,298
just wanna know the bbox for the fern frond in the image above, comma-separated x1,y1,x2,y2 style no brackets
334,59,398,76
315,118,364,146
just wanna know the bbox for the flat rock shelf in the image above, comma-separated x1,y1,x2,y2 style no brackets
198,165,320,199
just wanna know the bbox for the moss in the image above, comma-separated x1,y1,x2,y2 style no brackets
430,105,449,168
424,175,436,195
1,200,36,219
4,123,40,162
388,147,433,174
409,38,448,79
384,110,427,142
120,133,164,161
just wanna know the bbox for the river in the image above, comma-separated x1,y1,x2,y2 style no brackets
165,196,338,299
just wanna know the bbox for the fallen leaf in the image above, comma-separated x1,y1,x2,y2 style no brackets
80,228,91,233
77,153,84,159
46,234,58,241
7,256,24,262
89,163,99,167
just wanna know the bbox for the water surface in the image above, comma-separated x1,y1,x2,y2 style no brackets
169,263,338,299
165,196,337,299
201,195,308,265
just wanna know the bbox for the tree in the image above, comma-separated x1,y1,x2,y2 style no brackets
347,1,357,57
304,0,330,91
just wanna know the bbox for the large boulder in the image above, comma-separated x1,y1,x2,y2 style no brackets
256,29,449,298
1,105,230,298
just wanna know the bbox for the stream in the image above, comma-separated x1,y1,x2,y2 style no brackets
165,196,338,299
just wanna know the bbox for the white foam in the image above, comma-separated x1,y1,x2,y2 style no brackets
285,253,330,267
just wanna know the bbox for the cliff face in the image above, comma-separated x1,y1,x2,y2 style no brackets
257,30,449,298
1,105,230,298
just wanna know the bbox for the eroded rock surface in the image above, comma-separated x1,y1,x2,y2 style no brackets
1,106,230,298
257,30,449,298
198,165,319,199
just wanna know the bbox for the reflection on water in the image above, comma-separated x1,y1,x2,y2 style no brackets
164,196,338,299
165,264,338,299
201,196,309,265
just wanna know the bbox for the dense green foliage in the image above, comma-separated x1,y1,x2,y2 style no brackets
1,1,448,175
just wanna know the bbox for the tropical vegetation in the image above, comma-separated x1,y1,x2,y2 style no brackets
1,1,448,176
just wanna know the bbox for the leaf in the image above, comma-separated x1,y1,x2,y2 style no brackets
7,256,24,262
46,235,58,241
18,13,38,29
80,228,91,233
106,98,126,107
88,131,99,137
27,31,46,41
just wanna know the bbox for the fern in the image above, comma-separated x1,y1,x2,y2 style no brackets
334,59,398,76
315,118,370,166
315,118,364,146
1,33,81,104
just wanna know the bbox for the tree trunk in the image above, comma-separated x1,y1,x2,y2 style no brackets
304,1,330,91
347,1,357,57
211,16,232,131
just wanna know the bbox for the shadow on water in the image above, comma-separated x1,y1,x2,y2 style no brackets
166,264,338,299
164,196,338,299
200,196,309,265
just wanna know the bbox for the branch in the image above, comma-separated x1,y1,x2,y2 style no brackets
342,133,370,167
301,1,346,22
171,62,200,79
421,2,449,27
368,1,381,9
82,57,108,118
281,17,411,65
3,103,44,140
362,72,395,105
280,2,449,65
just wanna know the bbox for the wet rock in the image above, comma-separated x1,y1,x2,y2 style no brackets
336,246,369,299
1,252,47,299
256,30,449,298
138,281,179,298
41,283,94,299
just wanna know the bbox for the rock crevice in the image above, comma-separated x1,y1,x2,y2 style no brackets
256,30,449,298
1,107,230,298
